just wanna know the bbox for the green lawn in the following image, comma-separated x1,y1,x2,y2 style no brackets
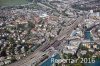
0,0,29,6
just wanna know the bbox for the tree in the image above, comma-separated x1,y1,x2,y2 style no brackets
28,21,35,29
11,56,17,63
67,53,72,59
0,50,7,57
8,37,16,55
8,37,15,44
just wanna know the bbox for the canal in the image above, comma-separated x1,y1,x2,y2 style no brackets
41,54,60,66
85,60,100,66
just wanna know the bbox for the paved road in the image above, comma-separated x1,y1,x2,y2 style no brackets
7,16,84,66
58,16,84,40
7,2,87,65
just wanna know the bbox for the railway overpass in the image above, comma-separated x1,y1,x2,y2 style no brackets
7,16,84,66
